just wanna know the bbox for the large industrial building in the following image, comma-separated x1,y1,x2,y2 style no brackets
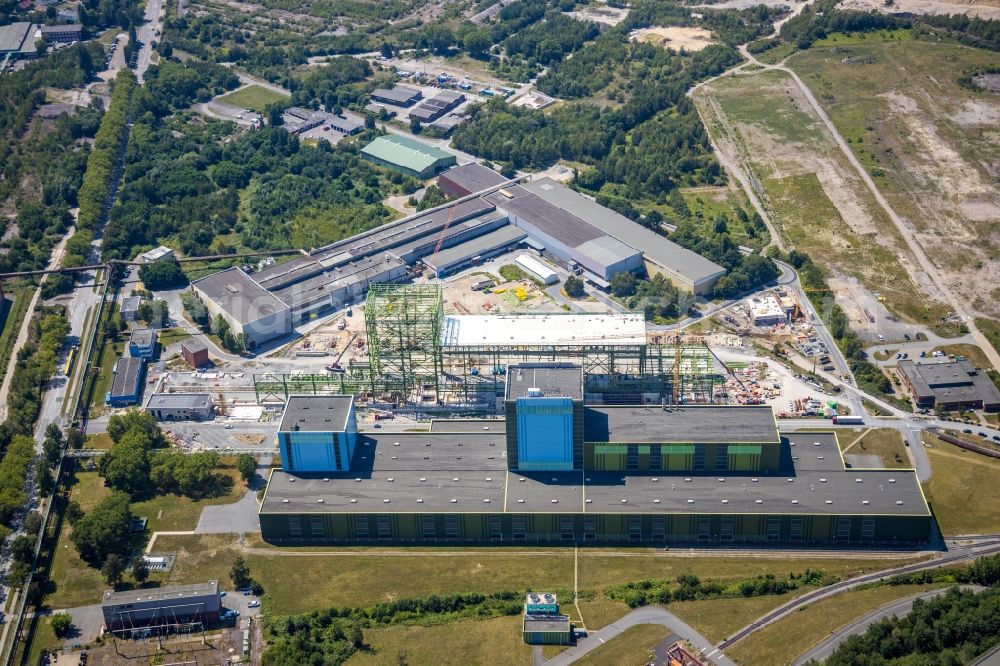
0,23,39,59
437,163,511,198
190,267,292,349
191,169,729,350
897,359,1000,412
258,364,931,545
361,134,457,179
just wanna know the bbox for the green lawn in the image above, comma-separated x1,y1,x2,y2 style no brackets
672,590,808,644
88,339,125,410
44,470,247,609
577,553,908,591
930,344,992,371
157,327,191,349
216,85,289,112
346,616,532,666
840,428,910,469
130,467,245,532
575,624,668,666
727,583,947,665
922,437,1000,535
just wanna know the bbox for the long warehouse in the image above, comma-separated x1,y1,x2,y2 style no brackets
190,167,727,347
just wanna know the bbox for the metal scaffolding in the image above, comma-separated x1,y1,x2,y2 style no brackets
254,344,723,407
364,284,444,402
252,284,722,406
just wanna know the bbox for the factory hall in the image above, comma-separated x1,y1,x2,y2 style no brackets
259,364,931,546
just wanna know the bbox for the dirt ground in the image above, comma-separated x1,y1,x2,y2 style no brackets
564,4,630,26
58,628,244,666
696,69,952,331
788,40,1000,321
840,0,1000,19
631,26,716,51
440,270,562,316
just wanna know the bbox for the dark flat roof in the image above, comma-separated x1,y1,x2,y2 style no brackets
898,359,1000,404
584,406,779,444
438,163,509,195
486,186,604,248
522,178,726,286
145,393,212,410
103,580,218,606
371,85,422,106
506,364,583,400
524,616,571,632
278,395,354,432
260,431,928,516
192,268,288,323
110,357,144,398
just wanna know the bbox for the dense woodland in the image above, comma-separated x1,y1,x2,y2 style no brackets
823,587,1000,665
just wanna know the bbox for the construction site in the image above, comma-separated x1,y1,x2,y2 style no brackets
248,284,726,411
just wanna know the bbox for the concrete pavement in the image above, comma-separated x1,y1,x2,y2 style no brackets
791,585,984,665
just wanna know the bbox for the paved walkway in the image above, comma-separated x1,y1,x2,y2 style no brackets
542,606,736,666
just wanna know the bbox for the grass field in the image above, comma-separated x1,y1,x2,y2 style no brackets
575,624,668,666
216,85,289,112
44,470,246,609
839,428,909,468
88,339,124,410
930,343,992,370
787,37,1000,331
696,68,949,328
346,616,532,666
727,583,947,665
576,553,904,591
922,436,1000,535
672,592,804,644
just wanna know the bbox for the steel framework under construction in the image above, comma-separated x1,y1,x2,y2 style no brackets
253,286,722,406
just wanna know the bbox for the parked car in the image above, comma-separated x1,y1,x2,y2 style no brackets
963,429,973,434
248,599,261,608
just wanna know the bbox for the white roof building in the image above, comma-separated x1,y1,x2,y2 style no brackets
747,294,787,327
441,313,647,347
137,246,175,263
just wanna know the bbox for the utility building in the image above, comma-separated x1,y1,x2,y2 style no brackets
145,393,214,421
102,581,221,635
897,359,1000,412
361,134,456,179
128,328,157,359
106,357,145,407
277,395,359,472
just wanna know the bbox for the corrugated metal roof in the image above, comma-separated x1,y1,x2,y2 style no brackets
423,224,525,271
361,135,454,173
522,178,726,286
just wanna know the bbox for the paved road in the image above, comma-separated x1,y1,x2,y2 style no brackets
134,0,166,82
791,585,984,665
728,36,1000,374
720,538,1000,650
542,606,736,666
0,230,73,422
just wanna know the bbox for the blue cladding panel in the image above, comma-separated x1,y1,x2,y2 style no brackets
284,431,339,472
517,397,573,471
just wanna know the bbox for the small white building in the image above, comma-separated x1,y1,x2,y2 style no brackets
514,254,558,286
747,294,787,327
137,246,175,264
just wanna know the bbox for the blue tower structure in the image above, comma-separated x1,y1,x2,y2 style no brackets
277,395,358,472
